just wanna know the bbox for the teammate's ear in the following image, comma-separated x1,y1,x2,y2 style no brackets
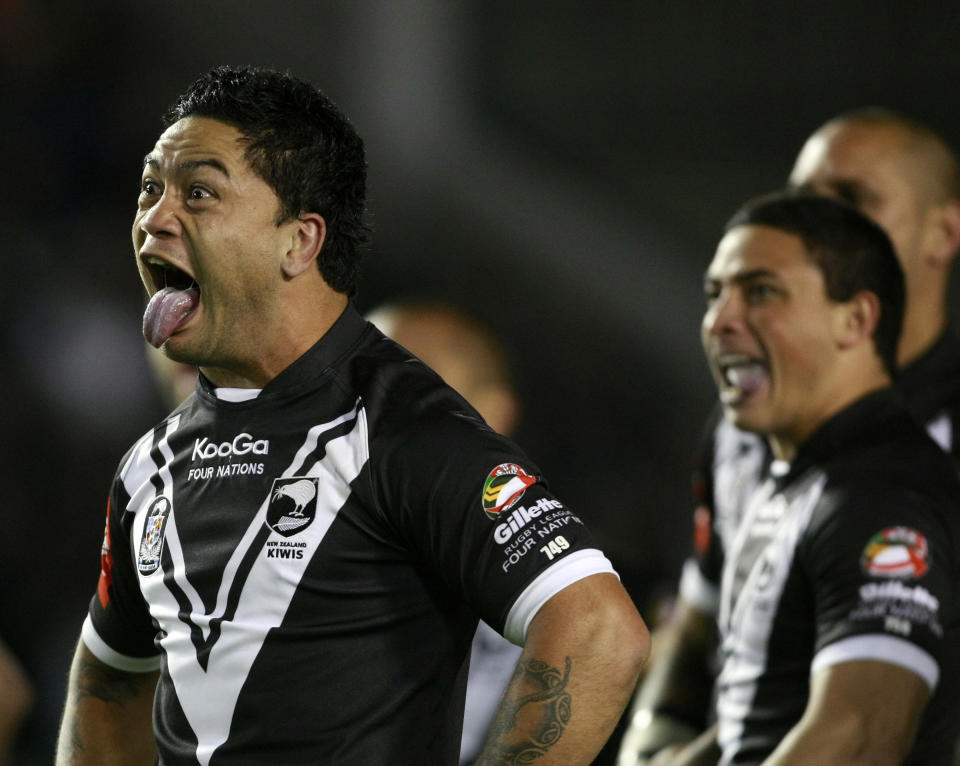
281,213,326,279
835,290,879,350
927,199,960,267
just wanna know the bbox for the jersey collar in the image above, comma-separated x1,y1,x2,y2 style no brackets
197,302,371,404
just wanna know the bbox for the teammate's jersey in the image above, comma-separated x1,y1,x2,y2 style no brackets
681,328,960,616
84,304,615,765
698,391,960,764
897,328,960,463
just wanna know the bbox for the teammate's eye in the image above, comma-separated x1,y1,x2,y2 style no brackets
189,186,213,201
745,284,776,304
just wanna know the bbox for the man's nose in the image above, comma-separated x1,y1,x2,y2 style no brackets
137,190,182,239
703,287,745,338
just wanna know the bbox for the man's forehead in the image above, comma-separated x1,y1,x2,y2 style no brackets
708,225,808,277
146,116,247,168
792,121,908,179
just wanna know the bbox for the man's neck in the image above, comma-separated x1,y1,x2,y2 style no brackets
201,293,349,389
767,376,891,464
898,296,948,369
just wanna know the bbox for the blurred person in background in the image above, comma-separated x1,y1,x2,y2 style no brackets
0,638,34,765
634,192,960,764
54,65,648,765
366,301,523,765
619,109,960,765
145,344,197,411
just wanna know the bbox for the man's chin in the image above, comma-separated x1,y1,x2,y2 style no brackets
159,336,206,367
722,403,768,436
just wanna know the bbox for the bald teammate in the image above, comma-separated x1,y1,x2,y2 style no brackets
790,108,960,381
367,302,523,765
618,109,960,766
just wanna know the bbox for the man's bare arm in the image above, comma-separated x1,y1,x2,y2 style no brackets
617,599,717,765
55,640,159,766
475,572,650,765
762,659,929,766
645,724,720,766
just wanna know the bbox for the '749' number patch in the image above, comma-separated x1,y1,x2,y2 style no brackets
540,535,570,561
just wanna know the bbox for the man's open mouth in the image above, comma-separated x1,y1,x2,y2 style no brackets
142,256,201,348
717,354,769,405
145,256,198,294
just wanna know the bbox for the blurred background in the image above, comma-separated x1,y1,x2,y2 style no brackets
3,1,960,761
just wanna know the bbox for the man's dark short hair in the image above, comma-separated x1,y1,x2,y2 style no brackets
164,65,369,298
725,192,905,376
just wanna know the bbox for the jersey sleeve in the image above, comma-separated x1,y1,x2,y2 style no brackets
803,483,959,690
370,406,615,645
84,456,162,672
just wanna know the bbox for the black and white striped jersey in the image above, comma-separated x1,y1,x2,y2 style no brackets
681,328,960,618
688,390,960,765
83,304,615,765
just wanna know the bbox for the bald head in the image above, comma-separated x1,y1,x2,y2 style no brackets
788,109,960,365
793,109,959,204
368,303,520,436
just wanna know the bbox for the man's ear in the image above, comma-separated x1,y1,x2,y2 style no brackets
925,199,960,268
281,212,326,278
835,290,881,350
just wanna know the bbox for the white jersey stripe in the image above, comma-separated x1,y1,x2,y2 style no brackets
927,411,952,452
124,403,367,766
679,558,720,616
503,549,616,645
81,615,161,672
716,470,827,764
811,633,939,690
205,401,363,623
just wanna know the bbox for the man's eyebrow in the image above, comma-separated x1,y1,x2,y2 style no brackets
141,155,230,177
733,268,778,283
704,267,779,286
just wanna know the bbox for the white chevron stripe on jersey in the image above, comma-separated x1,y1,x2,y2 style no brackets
927,411,952,452
716,470,826,763
127,403,368,766
120,417,180,519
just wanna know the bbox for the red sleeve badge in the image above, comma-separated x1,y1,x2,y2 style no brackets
860,526,929,579
97,498,114,608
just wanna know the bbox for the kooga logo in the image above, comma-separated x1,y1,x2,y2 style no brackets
192,433,270,461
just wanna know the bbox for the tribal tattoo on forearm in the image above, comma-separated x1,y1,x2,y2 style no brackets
476,656,572,765
73,655,146,706
65,657,152,756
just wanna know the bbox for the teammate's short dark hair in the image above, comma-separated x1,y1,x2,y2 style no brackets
164,65,369,298
726,192,905,377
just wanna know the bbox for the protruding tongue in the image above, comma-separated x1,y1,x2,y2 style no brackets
727,363,768,395
143,287,200,348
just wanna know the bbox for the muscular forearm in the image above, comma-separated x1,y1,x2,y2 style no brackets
643,724,720,766
475,574,649,765
55,641,158,766
761,661,928,766
619,601,716,763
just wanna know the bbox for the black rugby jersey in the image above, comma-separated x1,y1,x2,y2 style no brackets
704,391,960,765
84,303,614,765
682,329,960,613
898,328,960,464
